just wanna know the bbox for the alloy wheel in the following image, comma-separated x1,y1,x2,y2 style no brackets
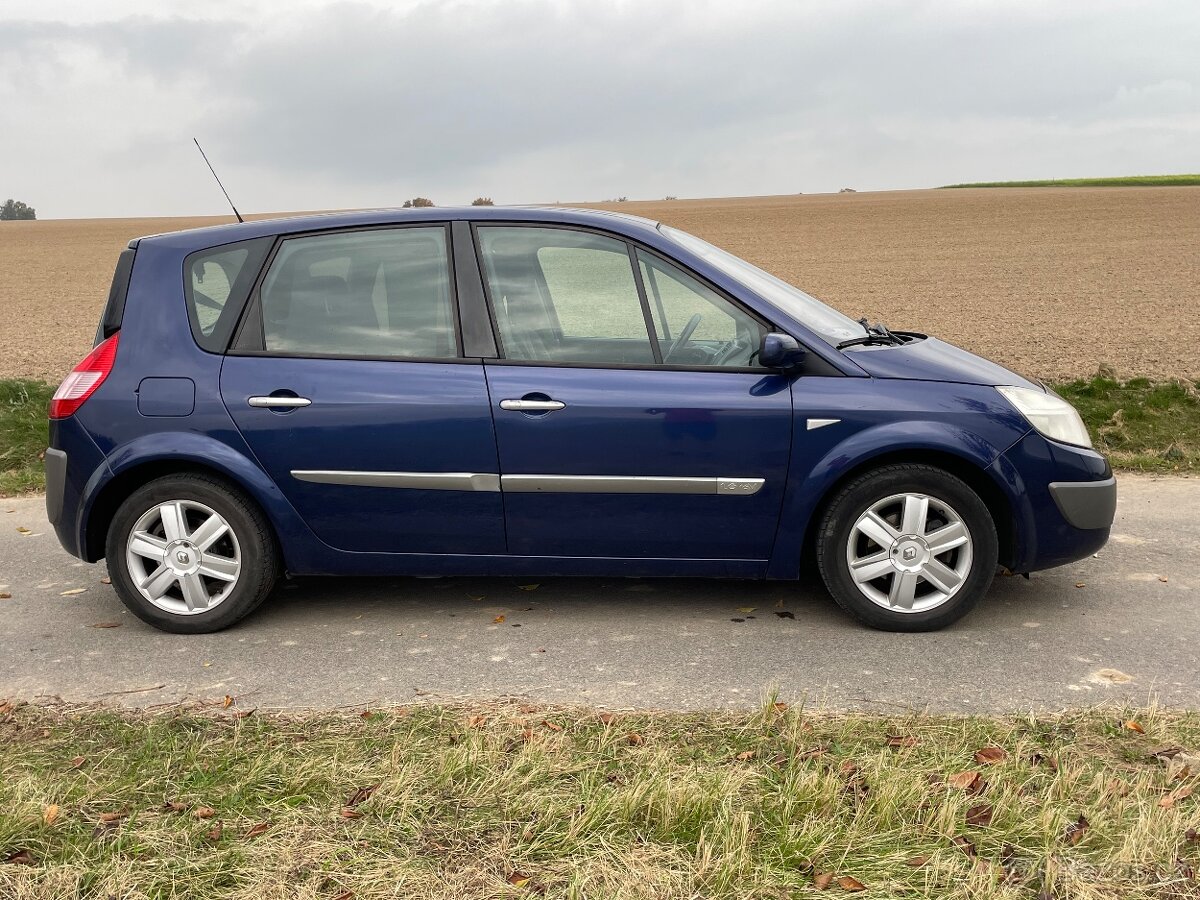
844,492,973,613
125,499,241,615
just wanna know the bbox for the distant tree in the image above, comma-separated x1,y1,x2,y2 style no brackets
616,196,628,202
402,200,412,208
0,199,36,220
410,197,434,208
663,195,677,201
471,197,494,206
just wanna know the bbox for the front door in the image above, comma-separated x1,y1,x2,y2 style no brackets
474,225,793,560
219,224,505,555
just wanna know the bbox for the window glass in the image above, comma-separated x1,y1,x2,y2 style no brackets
477,227,655,365
259,227,456,358
184,237,273,353
637,250,766,367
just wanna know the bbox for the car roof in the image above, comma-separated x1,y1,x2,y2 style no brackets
135,205,662,250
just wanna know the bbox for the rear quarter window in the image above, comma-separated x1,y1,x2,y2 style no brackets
184,237,273,352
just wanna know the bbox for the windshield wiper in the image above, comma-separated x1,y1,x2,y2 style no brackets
836,318,906,350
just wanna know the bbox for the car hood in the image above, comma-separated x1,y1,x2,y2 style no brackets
842,335,1042,389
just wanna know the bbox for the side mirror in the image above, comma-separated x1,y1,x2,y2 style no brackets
758,332,806,371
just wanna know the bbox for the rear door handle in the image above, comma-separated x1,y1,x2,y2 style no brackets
248,396,311,408
499,399,565,412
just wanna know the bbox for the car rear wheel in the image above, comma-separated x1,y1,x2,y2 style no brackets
816,464,998,631
105,473,279,633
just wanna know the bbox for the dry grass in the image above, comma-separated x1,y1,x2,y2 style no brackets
2,186,1199,384
1,699,1198,899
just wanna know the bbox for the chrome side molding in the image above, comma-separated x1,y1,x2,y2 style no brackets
291,471,502,491
501,475,764,495
290,471,765,495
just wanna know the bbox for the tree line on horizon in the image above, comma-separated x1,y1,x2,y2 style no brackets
1,199,36,220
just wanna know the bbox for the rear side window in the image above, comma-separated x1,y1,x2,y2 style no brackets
256,227,458,359
184,237,273,352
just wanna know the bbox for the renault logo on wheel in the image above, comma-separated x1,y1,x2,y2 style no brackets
176,550,190,564
902,547,917,561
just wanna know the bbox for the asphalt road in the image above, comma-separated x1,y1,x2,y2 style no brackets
1,475,1196,713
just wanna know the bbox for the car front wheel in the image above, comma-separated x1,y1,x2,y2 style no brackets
816,464,998,631
105,473,279,633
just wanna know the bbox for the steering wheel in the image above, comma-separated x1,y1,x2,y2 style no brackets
664,314,703,362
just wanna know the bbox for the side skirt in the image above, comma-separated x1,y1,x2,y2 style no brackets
284,552,770,579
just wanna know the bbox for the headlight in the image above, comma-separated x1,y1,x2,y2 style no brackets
996,385,1092,448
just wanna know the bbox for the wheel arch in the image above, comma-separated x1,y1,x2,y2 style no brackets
798,447,1016,574
80,433,315,565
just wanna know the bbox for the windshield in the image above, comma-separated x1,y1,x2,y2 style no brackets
659,224,868,346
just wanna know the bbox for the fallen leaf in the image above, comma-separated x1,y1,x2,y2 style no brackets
4,849,35,865
952,835,977,856
1064,814,1090,845
775,610,795,619
597,712,616,725
69,756,86,769
735,750,756,761
100,576,112,585
772,701,789,713
1106,779,1132,798
161,801,186,813
244,822,270,839
194,806,216,819
345,784,379,808
1160,785,1194,809
507,871,532,888
222,695,234,709
60,588,86,596
837,875,866,892
469,595,485,601
517,584,540,591
340,807,362,819
974,746,1007,765
43,804,60,825
905,855,929,868
886,734,918,748
1074,582,1085,588
736,606,756,613
1124,719,1146,734
466,715,487,729
0,592,11,599
1159,575,1169,582
541,720,563,732
813,872,834,889
626,732,644,746
948,770,983,792
16,526,30,534
206,822,223,841
98,811,125,824
492,614,506,624
88,622,120,629
966,803,995,827
1186,827,1198,843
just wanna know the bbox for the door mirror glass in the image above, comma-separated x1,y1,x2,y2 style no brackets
758,332,805,370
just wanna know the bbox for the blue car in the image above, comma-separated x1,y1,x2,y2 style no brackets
46,206,1115,633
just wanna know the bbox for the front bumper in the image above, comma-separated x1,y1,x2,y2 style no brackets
989,431,1114,572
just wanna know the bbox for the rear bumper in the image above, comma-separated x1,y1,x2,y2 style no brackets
1049,476,1117,530
45,448,68,525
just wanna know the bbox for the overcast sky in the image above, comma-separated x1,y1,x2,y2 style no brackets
2,0,1198,219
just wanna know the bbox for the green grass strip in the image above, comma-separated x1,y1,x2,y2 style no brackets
1,701,1197,898
940,174,1200,188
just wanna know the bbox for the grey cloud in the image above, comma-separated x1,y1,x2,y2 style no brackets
2,0,1198,217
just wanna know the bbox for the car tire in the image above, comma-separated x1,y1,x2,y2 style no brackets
104,473,279,634
816,464,998,632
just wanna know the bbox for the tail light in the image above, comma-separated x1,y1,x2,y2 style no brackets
50,333,120,419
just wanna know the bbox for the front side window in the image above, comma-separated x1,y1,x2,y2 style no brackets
258,227,456,358
476,227,655,365
637,250,765,367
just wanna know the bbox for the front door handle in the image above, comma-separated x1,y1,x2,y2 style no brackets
499,399,565,412
248,396,311,408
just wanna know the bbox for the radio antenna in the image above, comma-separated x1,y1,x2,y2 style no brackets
193,138,244,223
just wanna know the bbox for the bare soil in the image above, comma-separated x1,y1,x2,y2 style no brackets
2,187,1197,382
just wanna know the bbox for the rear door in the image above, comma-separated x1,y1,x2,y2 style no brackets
474,224,793,561
218,224,506,554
